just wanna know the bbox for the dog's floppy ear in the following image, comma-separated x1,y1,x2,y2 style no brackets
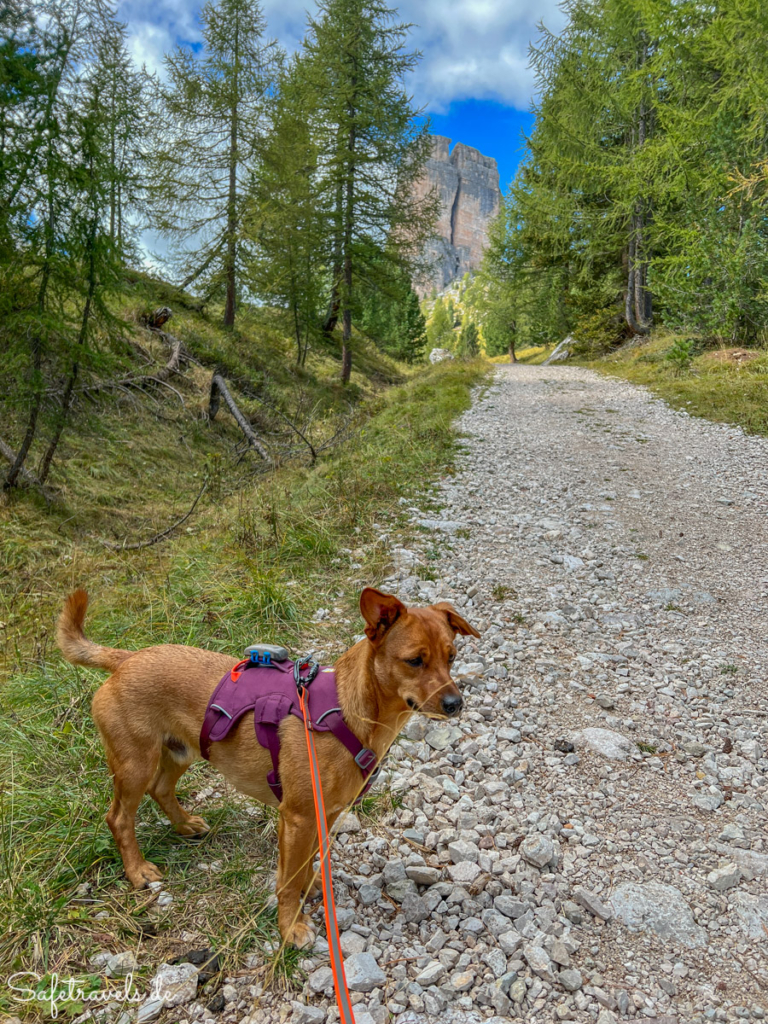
433,601,481,638
360,588,406,644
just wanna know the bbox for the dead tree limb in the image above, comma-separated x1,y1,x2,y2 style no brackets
0,434,54,501
208,373,270,461
102,480,208,551
273,407,318,465
83,337,189,399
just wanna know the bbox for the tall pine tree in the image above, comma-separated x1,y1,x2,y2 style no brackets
152,0,281,327
301,0,438,382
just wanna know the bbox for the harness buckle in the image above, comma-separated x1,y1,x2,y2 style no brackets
294,658,320,694
354,748,377,773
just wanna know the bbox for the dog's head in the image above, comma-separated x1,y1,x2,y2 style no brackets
360,587,480,719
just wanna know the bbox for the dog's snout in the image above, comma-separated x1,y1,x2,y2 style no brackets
441,693,463,717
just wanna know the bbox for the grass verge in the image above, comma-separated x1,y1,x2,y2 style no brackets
579,334,768,435
0,358,486,1019
493,333,768,436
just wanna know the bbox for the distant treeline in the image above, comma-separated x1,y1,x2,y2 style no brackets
0,0,437,490
482,0,768,355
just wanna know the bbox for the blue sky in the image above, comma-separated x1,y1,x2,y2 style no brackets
119,0,565,193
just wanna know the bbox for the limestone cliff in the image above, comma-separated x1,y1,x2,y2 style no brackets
414,136,502,296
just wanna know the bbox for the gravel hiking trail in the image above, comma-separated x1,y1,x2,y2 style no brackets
236,366,768,1024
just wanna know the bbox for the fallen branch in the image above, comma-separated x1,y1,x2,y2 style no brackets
102,480,208,551
0,434,54,502
208,373,270,462
83,336,189,400
273,406,318,464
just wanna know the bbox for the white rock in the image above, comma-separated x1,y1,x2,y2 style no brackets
429,347,454,364
707,863,741,891
448,839,479,864
571,727,633,760
446,861,482,885
335,813,362,834
150,962,198,1007
610,881,706,948
344,952,386,993
290,1002,326,1024
519,834,556,869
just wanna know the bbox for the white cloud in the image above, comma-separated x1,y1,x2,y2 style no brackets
118,0,566,107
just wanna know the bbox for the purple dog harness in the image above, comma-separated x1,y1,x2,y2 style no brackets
199,658,379,803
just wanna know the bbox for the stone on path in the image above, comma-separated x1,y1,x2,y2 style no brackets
610,881,707,948
707,863,741,891
344,952,386,993
150,962,198,1008
571,727,633,760
733,892,768,939
519,834,556,869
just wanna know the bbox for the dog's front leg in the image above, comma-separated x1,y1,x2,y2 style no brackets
276,805,318,949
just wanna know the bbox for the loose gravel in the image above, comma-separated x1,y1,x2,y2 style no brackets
182,366,768,1024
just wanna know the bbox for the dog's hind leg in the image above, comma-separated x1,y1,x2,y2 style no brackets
104,749,165,887
93,685,164,887
147,745,210,837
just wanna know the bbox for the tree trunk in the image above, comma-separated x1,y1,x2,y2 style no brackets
38,229,97,484
4,383,42,490
4,174,53,490
322,281,340,338
341,310,352,384
208,373,270,461
625,225,649,336
223,19,240,330
224,108,238,329
340,93,356,384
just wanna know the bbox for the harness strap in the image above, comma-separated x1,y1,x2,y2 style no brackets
323,711,378,775
261,723,284,802
298,685,356,1024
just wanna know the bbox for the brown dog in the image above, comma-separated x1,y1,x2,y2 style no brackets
57,587,479,948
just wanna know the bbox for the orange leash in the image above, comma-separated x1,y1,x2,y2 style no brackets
298,685,356,1024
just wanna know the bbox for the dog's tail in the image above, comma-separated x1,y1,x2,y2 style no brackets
57,590,134,673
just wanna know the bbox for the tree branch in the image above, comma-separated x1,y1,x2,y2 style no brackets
101,480,208,551
208,373,270,461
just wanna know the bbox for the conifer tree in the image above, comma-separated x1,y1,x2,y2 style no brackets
245,60,327,365
301,0,438,382
153,0,281,327
1,0,137,489
457,316,479,358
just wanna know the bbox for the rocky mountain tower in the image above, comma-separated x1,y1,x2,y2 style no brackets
414,136,502,297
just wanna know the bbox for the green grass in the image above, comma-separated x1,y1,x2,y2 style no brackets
637,742,658,755
0,285,487,1014
577,333,768,435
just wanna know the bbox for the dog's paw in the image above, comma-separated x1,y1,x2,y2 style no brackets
128,860,163,887
284,916,316,950
175,815,210,837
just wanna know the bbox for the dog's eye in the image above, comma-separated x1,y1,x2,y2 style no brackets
406,656,423,668
448,653,456,663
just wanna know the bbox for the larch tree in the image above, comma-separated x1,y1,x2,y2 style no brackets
245,59,328,365
1,0,123,490
152,0,281,328
301,0,438,382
